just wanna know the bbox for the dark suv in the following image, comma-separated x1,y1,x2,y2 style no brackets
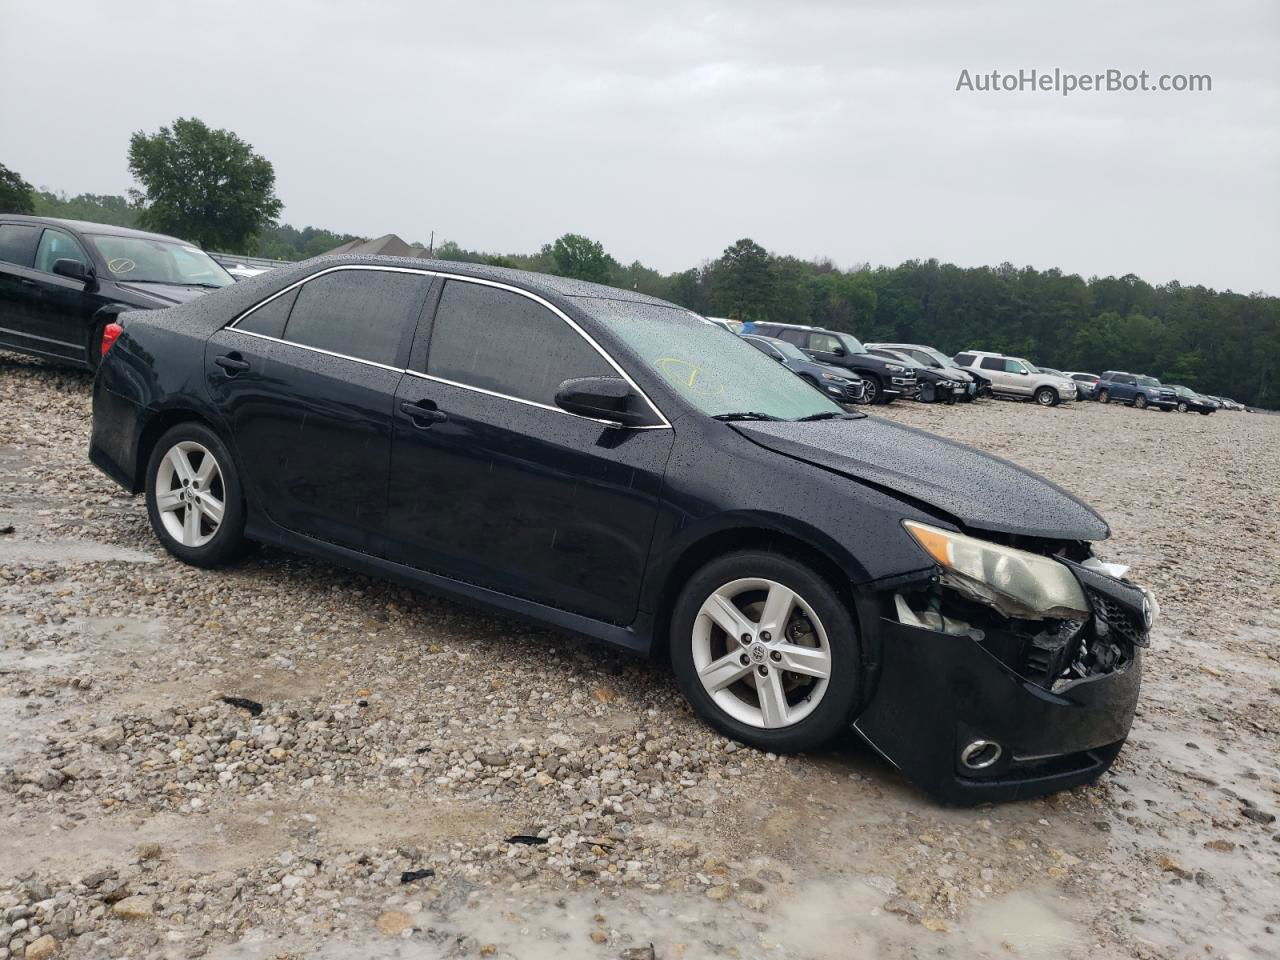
745,322,918,404
0,215,234,368
1096,371,1178,410
740,333,867,404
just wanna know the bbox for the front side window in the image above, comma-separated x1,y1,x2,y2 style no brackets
0,223,40,267
284,269,429,366
1004,359,1029,374
581,299,843,421
1136,376,1160,387
426,280,614,406
34,228,89,274
87,235,234,288
809,332,844,354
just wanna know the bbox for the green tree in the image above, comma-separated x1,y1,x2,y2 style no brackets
546,233,613,283
127,117,283,251
0,162,35,214
712,238,774,321
32,191,138,227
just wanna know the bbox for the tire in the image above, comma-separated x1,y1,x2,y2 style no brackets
669,550,861,753
920,382,935,403
1134,394,1147,410
1199,409,1212,415
1034,386,1059,407
1098,389,1110,404
145,422,248,568
862,376,882,405
1176,401,1188,413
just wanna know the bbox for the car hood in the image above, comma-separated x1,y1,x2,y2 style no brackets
731,417,1109,541
114,282,216,306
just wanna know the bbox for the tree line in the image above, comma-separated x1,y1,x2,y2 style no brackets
2,116,1277,408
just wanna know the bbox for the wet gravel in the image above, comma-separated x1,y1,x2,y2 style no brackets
1,354,1277,960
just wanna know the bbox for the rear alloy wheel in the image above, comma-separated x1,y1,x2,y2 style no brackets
1135,394,1147,409
670,551,860,753
1176,401,1188,413
1034,386,1059,407
1098,389,1110,404
146,423,247,567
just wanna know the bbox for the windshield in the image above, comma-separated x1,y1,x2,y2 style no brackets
88,235,234,288
1137,376,1161,387
584,300,843,421
770,339,810,362
1174,385,1195,397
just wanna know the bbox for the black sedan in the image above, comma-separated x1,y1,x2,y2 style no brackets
89,257,1158,804
0,215,233,368
1171,386,1218,414
739,333,866,404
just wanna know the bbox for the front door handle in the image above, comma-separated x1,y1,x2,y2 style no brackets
214,354,250,373
399,399,448,426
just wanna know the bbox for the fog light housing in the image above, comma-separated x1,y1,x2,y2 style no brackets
960,740,1002,770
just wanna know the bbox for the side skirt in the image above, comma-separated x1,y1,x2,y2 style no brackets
243,518,654,658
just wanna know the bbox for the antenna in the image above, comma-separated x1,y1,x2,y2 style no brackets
428,230,434,257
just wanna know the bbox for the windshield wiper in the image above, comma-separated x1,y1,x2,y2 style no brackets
712,411,784,422
795,411,861,421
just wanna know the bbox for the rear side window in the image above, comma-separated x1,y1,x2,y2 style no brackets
0,224,40,267
1114,374,1134,384
426,280,613,406
283,269,429,366
238,287,299,339
778,329,807,345
979,356,1004,370
954,353,975,365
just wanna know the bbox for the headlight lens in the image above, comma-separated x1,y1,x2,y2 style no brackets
821,372,847,382
903,520,1089,620
886,363,905,373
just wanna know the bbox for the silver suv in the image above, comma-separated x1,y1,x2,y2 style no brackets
953,351,1077,407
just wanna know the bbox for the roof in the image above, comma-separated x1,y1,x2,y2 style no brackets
294,254,676,306
322,233,432,259
0,214,193,245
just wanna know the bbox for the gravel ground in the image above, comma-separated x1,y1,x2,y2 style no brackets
0,353,1277,960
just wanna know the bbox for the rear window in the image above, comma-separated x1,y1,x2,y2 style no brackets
0,223,40,267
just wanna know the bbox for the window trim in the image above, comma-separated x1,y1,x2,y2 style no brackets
227,265,671,430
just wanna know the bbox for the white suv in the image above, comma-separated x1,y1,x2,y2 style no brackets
953,351,1077,407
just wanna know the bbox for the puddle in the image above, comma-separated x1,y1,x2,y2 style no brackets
0,538,157,564
203,881,1098,960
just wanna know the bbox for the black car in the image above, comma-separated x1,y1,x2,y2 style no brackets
867,342,986,400
743,322,918,405
1170,385,1218,415
0,215,233,368
866,347,961,403
89,257,1158,804
740,333,866,404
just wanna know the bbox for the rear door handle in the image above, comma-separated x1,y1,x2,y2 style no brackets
399,400,448,426
214,354,250,373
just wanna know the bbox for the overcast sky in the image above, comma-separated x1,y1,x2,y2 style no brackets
2,0,1276,292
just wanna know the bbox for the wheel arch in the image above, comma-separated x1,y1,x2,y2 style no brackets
132,406,232,495
648,525,857,661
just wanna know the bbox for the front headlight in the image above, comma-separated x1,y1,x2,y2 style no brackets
903,520,1089,620
886,364,905,373
821,372,847,382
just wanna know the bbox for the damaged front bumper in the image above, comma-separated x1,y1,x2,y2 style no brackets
851,558,1151,804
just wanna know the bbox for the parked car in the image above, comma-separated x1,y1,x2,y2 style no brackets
744,322,918,405
89,256,1157,804
1033,366,1083,400
866,347,961,403
706,316,744,333
1209,396,1248,412
1095,371,1178,410
867,342,985,400
740,333,866,404
1170,386,1219,415
953,351,1077,406
1064,372,1101,399
0,215,234,368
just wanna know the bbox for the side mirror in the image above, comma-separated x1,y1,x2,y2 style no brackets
555,376,651,427
831,346,846,357
53,259,92,283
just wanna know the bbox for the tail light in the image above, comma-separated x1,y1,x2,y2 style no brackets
100,322,124,357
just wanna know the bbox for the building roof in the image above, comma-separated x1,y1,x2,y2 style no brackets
321,233,431,259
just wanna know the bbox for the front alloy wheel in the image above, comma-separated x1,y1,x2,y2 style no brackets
1176,401,1188,413
692,578,832,730
670,551,860,752
1135,394,1147,409
1034,386,1058,406
861,377,880,405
